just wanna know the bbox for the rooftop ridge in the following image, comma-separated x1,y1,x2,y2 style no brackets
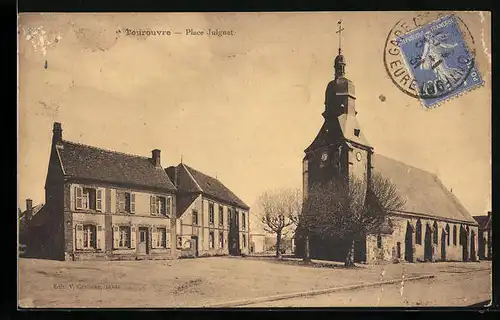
63,140,152,161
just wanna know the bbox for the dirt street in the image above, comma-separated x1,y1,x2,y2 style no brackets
241,268,491,307
18,256,491,308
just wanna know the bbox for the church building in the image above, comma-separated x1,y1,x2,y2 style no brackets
299,23,479,264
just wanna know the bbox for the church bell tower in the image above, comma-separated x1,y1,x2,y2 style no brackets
302,20,373,201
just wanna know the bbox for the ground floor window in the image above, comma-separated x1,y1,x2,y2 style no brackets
156,228,167,248
242,234,247,248
177,236,183,249
119,226,131,248
83,224,97,249
219,232,224,248
209,232,214,249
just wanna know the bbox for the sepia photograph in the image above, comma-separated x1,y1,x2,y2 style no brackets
17,11,492,308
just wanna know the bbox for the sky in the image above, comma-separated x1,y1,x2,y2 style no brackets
18,12,491,233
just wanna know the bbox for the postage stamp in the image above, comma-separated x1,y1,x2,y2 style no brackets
395,14,483,108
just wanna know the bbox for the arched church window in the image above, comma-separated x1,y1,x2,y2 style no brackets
433,221,438,245
415,219,422,245
446,224,450,246
453,225,457,245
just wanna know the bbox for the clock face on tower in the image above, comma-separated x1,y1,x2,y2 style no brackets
321,152,328,161
356,152,362,161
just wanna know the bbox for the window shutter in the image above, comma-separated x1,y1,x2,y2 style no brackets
130,226,136,248
97,225,104,250
150,195,155,214
75,186,83,209
152,228,158,248
130,193,136,213
75,224,84,249
113,225,120,248
96,189,103,212
116,192,121,213
166,231,171,248
166,197,171,217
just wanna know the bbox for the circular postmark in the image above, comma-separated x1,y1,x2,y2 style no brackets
383,12,481,107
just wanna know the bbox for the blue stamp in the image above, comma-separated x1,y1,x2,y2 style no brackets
396,14,483,108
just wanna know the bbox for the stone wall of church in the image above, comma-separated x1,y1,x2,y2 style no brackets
366,215,479,264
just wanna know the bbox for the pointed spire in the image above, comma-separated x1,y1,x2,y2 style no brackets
180,154,183,164
334,19,346,79
336,19,344,55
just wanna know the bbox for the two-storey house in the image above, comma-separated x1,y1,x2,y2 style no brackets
166,163,250,257
37,122,178,261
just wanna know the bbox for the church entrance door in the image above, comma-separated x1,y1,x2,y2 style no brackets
404,222,414,262
424,224,433,261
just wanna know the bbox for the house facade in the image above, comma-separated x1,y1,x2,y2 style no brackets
26,123,250,261
166,164,250,257
296,38,479,264
474,212,492,260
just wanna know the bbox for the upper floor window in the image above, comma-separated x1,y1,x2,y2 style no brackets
192,210,199,225
118,192,136,214
242,212,246,229
209,202,215,224
219,206,224,226
150,195,172,217
75,186,103,212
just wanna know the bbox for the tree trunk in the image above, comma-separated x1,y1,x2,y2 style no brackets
344,239,355,267
276,231,282,259
303,235,311,262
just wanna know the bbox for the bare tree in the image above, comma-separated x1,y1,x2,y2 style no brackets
302,172,405,267
257,188,302,259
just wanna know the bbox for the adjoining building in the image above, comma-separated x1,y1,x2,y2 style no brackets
249,233,266,254
296,34,479,264
474,212,492,260
166,164,250,258
23,122,249,261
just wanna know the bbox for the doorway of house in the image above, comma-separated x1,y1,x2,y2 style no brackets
441,228,447,261
138,227,149,255
191,236,199,257
404,222,414,262
424,224,433,261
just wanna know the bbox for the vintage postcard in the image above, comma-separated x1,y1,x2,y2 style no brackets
17,11,492,308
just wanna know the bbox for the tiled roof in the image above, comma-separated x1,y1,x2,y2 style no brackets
56,141,176,191
337,114,371,147
473,215,491,230
372,154,477,224
176,193,200,217
181,164,249,210
304,114,371,153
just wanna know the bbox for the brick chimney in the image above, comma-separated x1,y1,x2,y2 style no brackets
152,149,161,168
25,199,33,221
52,122,63,145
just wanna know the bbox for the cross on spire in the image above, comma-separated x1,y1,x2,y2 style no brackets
336,19,344,55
